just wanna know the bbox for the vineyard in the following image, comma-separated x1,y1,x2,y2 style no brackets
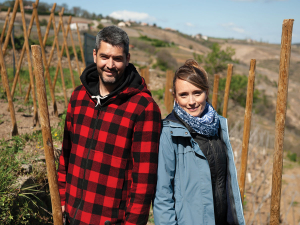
0,0,299,224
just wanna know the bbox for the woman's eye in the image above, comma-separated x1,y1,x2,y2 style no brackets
194,92,202,96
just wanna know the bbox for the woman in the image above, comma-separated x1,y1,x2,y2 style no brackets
153,59,245,225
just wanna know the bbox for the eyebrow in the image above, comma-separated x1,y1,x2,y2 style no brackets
99,53,124,58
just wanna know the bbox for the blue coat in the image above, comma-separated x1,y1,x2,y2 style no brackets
153,113,245,225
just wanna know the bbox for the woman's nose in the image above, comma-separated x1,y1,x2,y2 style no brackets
188,95,196,105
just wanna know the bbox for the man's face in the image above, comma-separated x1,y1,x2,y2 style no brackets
93,41,130,88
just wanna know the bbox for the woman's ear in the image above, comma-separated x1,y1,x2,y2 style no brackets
173,92,177,102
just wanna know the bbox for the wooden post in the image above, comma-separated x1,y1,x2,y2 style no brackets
270,19,294,225
52,12,67,89
0,43,18,136
31,45,63,225
2,0,19,55
60,15,76,89
19,0,38,126
212,74,220,110
52,9,68,108
164,70,174,114
10,0,39,99
141,66,150,90
0,8,11,43
33,3,58,116
42,3,57,66
23,2,55,102
222,64,233,118
76,23,86,68
67,18,81,76
10,33,22,94
238,59,256,202
42,3,56,46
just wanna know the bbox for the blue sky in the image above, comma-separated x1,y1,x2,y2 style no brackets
10,0,300,43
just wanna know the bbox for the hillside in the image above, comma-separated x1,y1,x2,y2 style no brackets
122,25,300,153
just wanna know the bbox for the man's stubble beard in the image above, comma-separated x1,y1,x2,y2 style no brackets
98,69,124,88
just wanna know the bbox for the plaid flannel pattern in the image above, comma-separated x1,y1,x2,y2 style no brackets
57,85,161,225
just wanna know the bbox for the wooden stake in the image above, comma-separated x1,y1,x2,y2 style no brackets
10,33,22,94
0,8,11,43
23,2,56,102
31,45,63,225
239,59,256,202
0,42,18,136
42,3,56,46
212,74,220,110
270,19,294,225
67,18,81,77
164,70,174,114
60,15,75,89
33,3,58,116
222,64,233,118
11,0,39,99
76,23,86,68
52,9,68,108
19,0,38,126
2,0,19,55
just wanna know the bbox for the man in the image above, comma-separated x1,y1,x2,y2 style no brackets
57,26,161,225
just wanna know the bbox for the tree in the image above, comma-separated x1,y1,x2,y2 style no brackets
193,43,236,75
97,23,104,30
72,6,81,17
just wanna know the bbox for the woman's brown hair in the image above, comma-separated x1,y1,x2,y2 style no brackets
173,59,209,100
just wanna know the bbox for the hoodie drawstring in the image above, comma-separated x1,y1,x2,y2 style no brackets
91,95,108,107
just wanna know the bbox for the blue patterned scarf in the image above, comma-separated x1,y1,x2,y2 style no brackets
174,102,219,137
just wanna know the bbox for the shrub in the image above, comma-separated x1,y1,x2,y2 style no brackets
156,50,177,71
287,151,297,162
97,23,104,30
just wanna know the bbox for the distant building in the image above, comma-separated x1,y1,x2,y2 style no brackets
202,35,208,41
24,5,33,10
118,22,126,27
141,22,148,26
70,22,89,31
193,34,202,40
100,19,112,25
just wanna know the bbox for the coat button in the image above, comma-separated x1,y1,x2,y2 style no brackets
185,132,188,135
105,221,111,225
170,131,173,134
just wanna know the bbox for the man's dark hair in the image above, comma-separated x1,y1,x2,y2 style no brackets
95,25,129,56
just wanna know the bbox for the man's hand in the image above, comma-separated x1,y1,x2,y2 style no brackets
62,205,65,224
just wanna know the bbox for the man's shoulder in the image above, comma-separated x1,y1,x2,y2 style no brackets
128,91,159,109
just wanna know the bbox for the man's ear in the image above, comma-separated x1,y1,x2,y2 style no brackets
93,49,97,63
126,53,130,66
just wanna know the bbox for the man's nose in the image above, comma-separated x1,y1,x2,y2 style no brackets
107,58,114,69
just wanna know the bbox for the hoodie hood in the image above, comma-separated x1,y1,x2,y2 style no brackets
80,63,150,105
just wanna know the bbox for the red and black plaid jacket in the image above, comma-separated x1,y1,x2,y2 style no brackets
57,63,161,225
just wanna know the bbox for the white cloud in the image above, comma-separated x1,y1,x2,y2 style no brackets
221,23,245,34
109,10,155,22
186,22,194,27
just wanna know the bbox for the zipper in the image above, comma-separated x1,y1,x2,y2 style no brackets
72,108,101,224
208,139,223,217
222,119,240,224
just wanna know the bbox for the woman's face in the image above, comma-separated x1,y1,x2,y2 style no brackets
174,79,207,117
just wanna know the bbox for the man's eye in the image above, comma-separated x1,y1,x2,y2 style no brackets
114,58,123,62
